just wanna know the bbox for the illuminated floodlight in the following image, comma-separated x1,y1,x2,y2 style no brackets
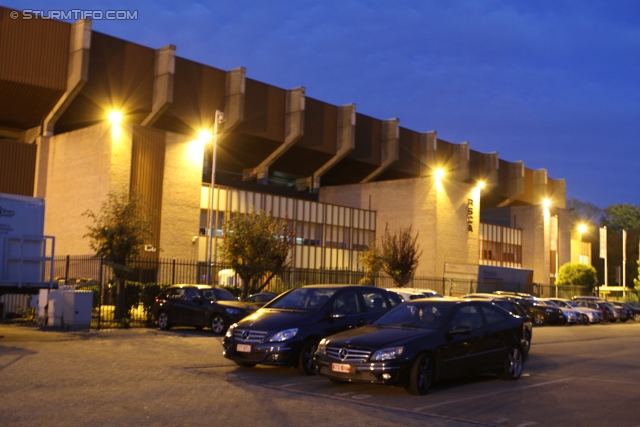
198,130,212,143
543,198,551,208
578,224,587,233
108,110,123,125
434,168,445,180
477,181,486,189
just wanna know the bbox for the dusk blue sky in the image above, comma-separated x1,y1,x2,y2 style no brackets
5,1,640,209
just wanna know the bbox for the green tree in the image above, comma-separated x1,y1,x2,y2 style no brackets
358,241,384,286
220,209,294,300
380,225,422,287
556,262,598,292
83,192,153,321
603,204,640,232
567,198,604,225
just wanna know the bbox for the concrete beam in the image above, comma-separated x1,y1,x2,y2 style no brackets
360,118,399,183
42,19,92,137
309,104,356,191
419,131,438,176
141,45,176,127
551,178,567,209
452,141,470,182
243,87,305,183
223,67,246,132
497,160,525,207
533,169,549,205
481,152,499,190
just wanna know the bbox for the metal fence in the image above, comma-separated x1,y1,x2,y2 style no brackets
3,254,618,329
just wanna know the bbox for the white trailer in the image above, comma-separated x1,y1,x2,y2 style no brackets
0,193,56,294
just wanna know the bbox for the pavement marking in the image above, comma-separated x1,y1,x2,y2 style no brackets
414,377,573,411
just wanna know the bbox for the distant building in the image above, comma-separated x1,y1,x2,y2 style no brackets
0,7,591,286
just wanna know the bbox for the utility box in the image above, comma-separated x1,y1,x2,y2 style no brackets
62,290,93,329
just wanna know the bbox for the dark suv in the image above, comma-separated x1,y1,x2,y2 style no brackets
222,285,401,374
152,284,255,334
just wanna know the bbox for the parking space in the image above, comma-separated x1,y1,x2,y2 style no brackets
196,322,640,427
2,322,640,427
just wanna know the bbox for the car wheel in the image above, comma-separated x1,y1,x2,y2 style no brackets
500,347,523,380
581,314,589,325
234,360,256,368
297,340,319,375
533,312,545,326
157,311,171,330
634,314,640,322
620,318,628,323
406,353,434,395
210,313,228,335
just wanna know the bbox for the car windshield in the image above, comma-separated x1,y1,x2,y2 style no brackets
565,301,579,307
267,288,337,311
373,302,452,329
544,300,560,308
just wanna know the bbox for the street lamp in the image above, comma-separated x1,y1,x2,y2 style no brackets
206,110,225,285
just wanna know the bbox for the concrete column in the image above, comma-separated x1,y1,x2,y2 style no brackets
311,104,356,191
141,45,176,127
361,118,399,183
244,87,305,184
42,19,92,137
37,19,91,198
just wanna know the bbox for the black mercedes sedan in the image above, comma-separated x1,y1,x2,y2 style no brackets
152,284,255,334
314,299,525,395
222,285,401,374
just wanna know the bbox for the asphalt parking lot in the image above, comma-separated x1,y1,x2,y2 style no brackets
1,322,640,427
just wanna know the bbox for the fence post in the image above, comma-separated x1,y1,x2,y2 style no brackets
172,259,176,285
97,257,103,330
64,255,70,284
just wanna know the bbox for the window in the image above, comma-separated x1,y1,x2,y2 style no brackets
166,288,186,299
482,305,507,325
333,290,360,315
451,305,483,330
362,290,389,311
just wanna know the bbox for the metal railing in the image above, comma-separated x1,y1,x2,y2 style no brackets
1,254,613,328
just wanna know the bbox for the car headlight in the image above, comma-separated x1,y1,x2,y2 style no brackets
371,347,404,361
317,338,329,354
225,308,242,316
269,328,298,342
225,323,237,338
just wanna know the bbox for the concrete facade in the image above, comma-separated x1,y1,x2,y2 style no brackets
0,7,586,287
320,177,481,278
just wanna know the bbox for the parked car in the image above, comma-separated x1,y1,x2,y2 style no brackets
462,294,532,355
244,292,279,308
547,298,602,323
387,288,443,302
314,299,525,395
152,284,256,334
530,298,565,326
616,302,640,322
222,285,401,374
542,299,582,324
601,302,628,322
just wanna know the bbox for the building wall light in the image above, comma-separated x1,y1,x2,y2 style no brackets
108,110,123,125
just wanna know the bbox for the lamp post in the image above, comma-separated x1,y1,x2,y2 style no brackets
207,110,225,285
